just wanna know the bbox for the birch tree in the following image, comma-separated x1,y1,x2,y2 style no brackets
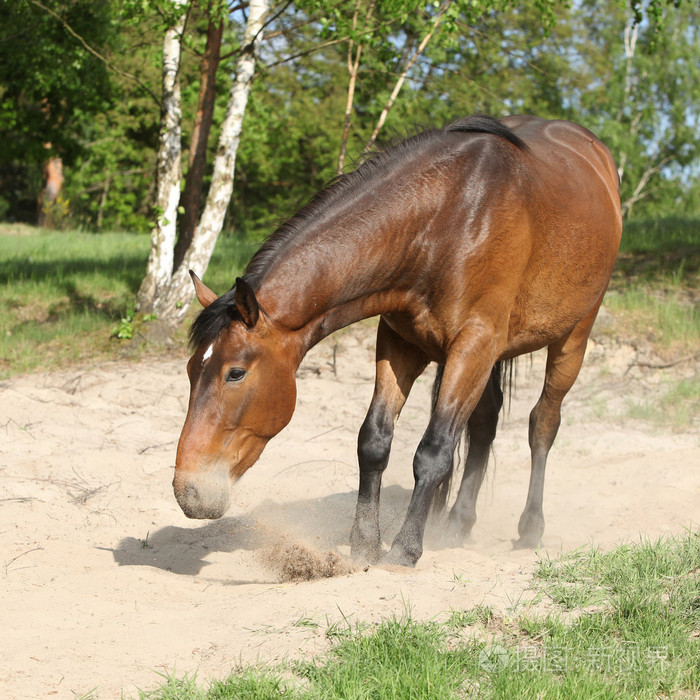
336,0,375,175
137,0,270,323
137,0,188,313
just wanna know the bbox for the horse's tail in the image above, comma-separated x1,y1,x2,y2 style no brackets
430,361,514,516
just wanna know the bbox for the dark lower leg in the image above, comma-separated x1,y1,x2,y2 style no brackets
515,298,603,549
446,369,502,543
445,443,490,543
385,426,457,566
514,397,560,548
350,411,392,562
385,325,499,566
350,320,428,562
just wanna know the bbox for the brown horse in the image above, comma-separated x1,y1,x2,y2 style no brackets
174,115,621,567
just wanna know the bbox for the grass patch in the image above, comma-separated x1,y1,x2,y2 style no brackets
524,530,700,698
608,217,700,357
130,532,699,699
0,228,148,375
619,217,700,255
626,375,700,430
295,616,469,699
604,285,700,356
138,669,290,699
0,226,258,377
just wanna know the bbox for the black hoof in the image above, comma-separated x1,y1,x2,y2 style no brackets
511,535,541,550
381,545,419,568
350,545,382,565
441,515,474,548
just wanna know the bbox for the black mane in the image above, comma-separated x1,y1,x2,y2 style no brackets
446,114,527,150
189,115,525,350
243,115,525,284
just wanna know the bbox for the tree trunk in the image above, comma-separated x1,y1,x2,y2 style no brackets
337,42,362,176
155,0,270,323
37,155,64,227
174,6,224,271
137,0,188,314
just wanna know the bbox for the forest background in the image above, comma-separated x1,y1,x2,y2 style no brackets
1,0,698,321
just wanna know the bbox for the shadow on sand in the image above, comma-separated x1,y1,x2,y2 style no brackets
109,485,414,579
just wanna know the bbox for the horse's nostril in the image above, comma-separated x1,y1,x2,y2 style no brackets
183,482,199,504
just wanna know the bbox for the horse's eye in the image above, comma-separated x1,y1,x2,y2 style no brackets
226,367,247,383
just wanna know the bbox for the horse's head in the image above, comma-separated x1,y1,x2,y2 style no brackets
173,273,298,519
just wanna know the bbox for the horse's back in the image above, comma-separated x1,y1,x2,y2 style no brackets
504,115,621,224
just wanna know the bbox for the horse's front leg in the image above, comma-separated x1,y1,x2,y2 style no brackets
384,327,497,567
350,318,428,564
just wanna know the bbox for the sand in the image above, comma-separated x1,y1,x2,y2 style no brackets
1,322,698,698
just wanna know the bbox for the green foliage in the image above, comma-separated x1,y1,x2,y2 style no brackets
0,0,115,161
579,0,699,218
0,0,116,221
234,0,699,238
111,304,157,340
39,195,71,230
231,38,346,235
1,0,698,233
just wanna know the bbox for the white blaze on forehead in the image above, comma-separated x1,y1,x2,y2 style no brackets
202,343,214,363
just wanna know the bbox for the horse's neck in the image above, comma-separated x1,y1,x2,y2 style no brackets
255,218,413,353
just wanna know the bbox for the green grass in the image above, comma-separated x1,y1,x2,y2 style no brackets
604,284,700,354
608,217,700,357
619,217,700,255
0,225,258,377
626,375,700,430
130,531,700,699
0,227,148,374
525,531,700,698
138,669,290,699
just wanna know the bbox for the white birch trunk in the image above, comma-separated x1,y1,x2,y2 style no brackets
156,0,270,322
137,0,187,313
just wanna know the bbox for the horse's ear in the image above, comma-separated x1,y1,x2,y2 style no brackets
234,277,260,328
190,270,218,308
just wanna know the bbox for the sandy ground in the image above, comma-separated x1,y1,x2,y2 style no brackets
1,321,698,699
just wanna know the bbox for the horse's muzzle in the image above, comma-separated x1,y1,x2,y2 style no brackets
173,469,231,519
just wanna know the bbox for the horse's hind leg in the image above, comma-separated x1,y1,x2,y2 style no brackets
514,303,602,549
444,365,503,544
350,318,428,563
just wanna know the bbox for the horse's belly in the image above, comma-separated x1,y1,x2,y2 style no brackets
382,311,449,364
503,278,605,358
